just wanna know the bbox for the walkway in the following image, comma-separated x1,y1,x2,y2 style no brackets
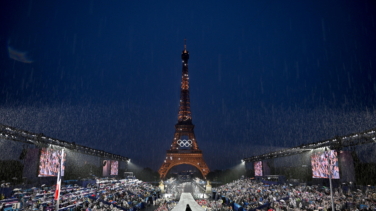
171,193,205,211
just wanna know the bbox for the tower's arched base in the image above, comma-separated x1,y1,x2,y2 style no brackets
159,152,209,179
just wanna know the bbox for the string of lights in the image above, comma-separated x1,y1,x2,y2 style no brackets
0,123,129,161
242,128,376,162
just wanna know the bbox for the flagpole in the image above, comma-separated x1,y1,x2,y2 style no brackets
326,148,335,211
55,149,64,211
55,170,60,211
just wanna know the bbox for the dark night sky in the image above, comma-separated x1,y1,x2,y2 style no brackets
1,0,376,171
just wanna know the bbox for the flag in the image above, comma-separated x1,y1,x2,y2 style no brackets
54,149,64,201
54,166,61,200
54,164,61,200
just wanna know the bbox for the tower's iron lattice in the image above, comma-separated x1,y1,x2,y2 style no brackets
158,42,210,179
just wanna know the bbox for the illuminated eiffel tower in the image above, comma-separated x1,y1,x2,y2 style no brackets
158,41,210,179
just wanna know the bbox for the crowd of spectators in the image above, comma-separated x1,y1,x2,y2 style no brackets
208,178,376,211
153,199,178,211
0,178,161,211
2,178,376,211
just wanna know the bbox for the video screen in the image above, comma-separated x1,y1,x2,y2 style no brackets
38,148,66,177
110,160,119,176
103,160,110,177
311,150,340,179
254,161,263,176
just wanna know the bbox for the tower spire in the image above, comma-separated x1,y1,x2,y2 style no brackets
179,40,191,123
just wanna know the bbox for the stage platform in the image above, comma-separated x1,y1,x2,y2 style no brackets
171,193,205,211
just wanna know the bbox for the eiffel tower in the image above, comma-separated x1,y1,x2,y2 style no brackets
158,41,210,179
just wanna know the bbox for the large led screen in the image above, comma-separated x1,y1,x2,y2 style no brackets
103,160,110,177
38,148,66,177
110,160,119,176
254,161,263,176
311,150,340,179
